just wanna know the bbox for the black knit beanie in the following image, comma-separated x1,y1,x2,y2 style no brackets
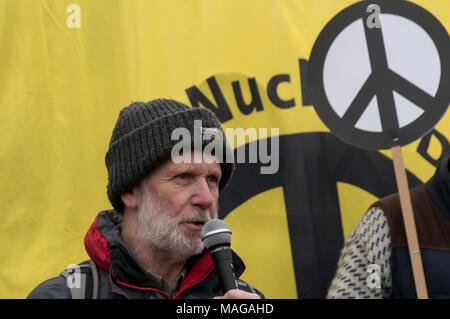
105,99,235,212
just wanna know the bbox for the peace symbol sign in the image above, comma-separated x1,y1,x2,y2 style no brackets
308,0,450,150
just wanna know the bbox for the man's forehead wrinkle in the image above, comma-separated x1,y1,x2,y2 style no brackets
169,161,220,175
156,158,219,177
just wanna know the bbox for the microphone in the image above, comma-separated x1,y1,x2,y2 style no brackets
201,219,238,293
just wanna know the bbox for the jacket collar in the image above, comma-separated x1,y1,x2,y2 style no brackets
425,156,450,220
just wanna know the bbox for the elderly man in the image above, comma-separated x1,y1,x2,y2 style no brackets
28,99,263,299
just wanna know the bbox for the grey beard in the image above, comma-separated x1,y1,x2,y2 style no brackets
136,182,211,259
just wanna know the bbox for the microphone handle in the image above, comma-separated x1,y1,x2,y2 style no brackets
210,245,238,293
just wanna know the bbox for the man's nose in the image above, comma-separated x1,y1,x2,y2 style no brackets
190,179,215,209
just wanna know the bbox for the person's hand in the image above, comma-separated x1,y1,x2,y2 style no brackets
213,289,261,299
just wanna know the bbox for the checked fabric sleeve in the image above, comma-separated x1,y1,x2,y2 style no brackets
326,206,392,299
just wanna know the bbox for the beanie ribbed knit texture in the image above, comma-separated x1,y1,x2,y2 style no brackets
105,99,234,211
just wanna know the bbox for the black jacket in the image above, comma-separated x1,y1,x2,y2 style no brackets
27,210,263,299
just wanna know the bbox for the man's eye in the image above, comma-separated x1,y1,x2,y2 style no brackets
175,173,195,182
207,175,219,185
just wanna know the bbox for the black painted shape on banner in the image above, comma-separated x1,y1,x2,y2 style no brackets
299,59,312,106
186,76,234,123
308,0,450,150
417,129,450,168
218,132,422,298
267,74,295,109
232,78,264,115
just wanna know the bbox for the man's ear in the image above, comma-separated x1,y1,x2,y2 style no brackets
121,187,140,209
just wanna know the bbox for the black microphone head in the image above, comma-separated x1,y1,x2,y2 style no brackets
201,219,232,249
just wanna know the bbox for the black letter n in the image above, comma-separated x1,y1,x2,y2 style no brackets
185,76,233,123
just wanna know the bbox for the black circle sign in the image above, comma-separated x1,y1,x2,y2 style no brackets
308,0,450,150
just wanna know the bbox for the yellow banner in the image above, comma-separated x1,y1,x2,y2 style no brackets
0,0,448,298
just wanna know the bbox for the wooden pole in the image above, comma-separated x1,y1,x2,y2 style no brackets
391,145,428,299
